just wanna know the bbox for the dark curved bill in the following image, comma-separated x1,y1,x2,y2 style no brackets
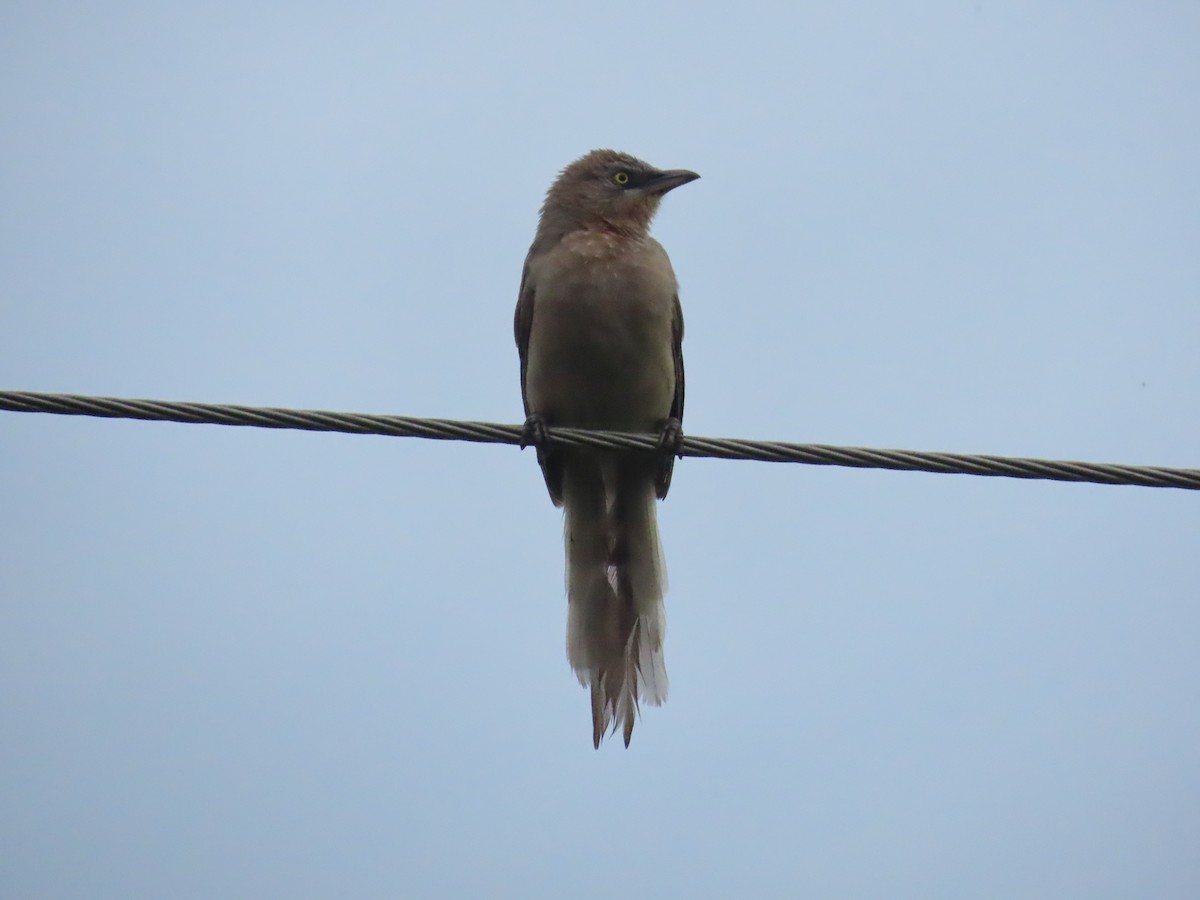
644,168,700,195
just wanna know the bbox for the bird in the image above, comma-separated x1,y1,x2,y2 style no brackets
514,149,698,747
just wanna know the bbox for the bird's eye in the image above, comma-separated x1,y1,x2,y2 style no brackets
613,171,630,185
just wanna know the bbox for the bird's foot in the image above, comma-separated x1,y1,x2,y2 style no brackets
653,417,684,499
521,413,549,451
658,417,684,458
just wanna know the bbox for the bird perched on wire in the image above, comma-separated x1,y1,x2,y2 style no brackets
514,149,698,747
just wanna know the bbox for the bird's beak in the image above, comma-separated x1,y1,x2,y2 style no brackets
644,168,700,195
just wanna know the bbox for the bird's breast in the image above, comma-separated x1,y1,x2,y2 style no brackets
525,238,678,431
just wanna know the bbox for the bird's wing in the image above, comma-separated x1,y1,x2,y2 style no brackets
656,291,685,500
514,261,564,504
670,290,685,426
514,263,535,417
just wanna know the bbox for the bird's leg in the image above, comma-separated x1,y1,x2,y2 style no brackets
522,413,556,470
654,416,684,496
658,416,684,458
520,413,548,450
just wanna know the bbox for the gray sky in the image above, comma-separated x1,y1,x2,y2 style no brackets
2,2,1198,897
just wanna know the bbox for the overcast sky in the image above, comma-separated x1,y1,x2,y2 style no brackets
2,2,1198,897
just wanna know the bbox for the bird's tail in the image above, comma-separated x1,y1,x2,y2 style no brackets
563,454,668,748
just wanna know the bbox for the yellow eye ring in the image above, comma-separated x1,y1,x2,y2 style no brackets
613,171,629,185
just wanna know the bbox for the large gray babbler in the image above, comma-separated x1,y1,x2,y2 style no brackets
515,149,698,747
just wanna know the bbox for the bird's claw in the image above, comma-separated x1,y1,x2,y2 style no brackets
658,417,684,458
521,414,548,451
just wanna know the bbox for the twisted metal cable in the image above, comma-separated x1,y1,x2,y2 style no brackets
2,390,1197,491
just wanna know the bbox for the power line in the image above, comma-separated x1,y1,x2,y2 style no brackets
1,389,1197,491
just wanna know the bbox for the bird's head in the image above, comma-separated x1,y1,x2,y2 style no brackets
538,149,699,241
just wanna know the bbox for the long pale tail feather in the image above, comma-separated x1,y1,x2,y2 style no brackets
563,454,668,748
613,464,668,708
